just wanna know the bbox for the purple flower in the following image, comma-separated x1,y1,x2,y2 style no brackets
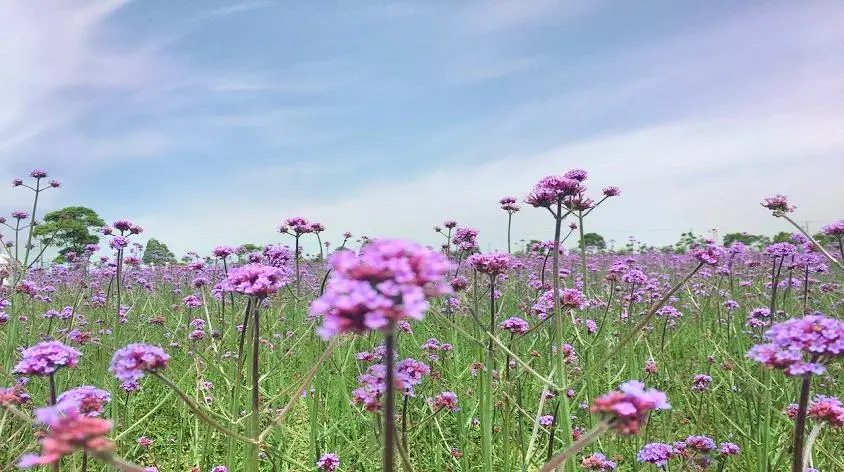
312,239,452,339
211,466,228,472
30,169,48,179
12,210,29,220
220,264,291,298
691,374,713,392
691,244,723,265
467,252,513,276
499,196,520,212
761,194,795,212
538,415,554,426
581,452,617,470
764,242,797,258
212,246,236,258
316,453,340,471
821,220,844,237
109,344,170,383
13,342,81,376
11,178,23,186
500,316,530,335
602,186,621,197
431,391,459,412
525,175,582,207
591,381,670,435
637,442,676,466
56,386,111,417
746,313,844,376
684,435,716,453
719,442,741,456
807,395,844,427
451,226,479,251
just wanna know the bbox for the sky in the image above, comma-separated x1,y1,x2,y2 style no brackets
1,0,843,257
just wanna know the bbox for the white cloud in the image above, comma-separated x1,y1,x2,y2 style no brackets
461,0,597,33
133,108,844,256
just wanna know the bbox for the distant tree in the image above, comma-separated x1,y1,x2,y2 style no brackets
771,231,793,244
722,232,770,250
240,243,263,253
582,232,606,252
674,231,703,253
33,206,105,262
142,238,176,266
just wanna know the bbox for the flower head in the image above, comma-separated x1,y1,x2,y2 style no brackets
581,452,617,470
13,341,81,376
109,344,170,383
591,381,670,435
467,252,513,276
525,176,582,208
762,194,795,213
56,386,111,417
637,442,676,467
18,400,114,468
312,239,452,339
807,395,844,427
500,316,530,335
746,313,844,376
316,453,340,471
220,264,291,298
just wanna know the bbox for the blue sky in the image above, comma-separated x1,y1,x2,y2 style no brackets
1,0,843,256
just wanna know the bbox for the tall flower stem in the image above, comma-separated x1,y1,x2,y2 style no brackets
384,322,397,472
791,375,813,472
577,212,587,285
550,203,574,472
227,298,253,467
21,179,41,268
247,295,261,471
507,213,513,254
49,373,58,472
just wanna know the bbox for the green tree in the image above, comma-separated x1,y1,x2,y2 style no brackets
722,232,770,250
33,206,105,261
674,231,703,253
142,238,177,266
771,231,793,244
582,232,606,251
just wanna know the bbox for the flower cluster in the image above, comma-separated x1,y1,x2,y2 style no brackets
746,313,844,376
56,386,111,417
807,395,844,427
591,381,670,435
18,400,115,468
220,264,291,298
110,344,170,383
532,288,586,319
581,452,617,470
316,453,340,471
12,341,81,376
467,252,513,277
312,239,452,339
500,316,530,335
499,196,520,213
761,194,795,213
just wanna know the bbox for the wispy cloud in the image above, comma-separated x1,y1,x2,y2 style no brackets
461,0,597,33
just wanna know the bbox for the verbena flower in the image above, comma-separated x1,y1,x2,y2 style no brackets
56,386,111,417
807,395,844,427
719,442,741,456
500,316,530,335
13,341,81,376
312,239,452,339
220,264,291,298
637,442,676,467
109,344,170,383
316,453,340,471
431,391,459,412
581,452,617,470
467,252,513,276
746,313,844,376
18,400,114,468
761,194,795,213
592,381,670,435
525,176,582,208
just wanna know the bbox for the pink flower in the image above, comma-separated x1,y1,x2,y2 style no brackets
591,381,670,435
